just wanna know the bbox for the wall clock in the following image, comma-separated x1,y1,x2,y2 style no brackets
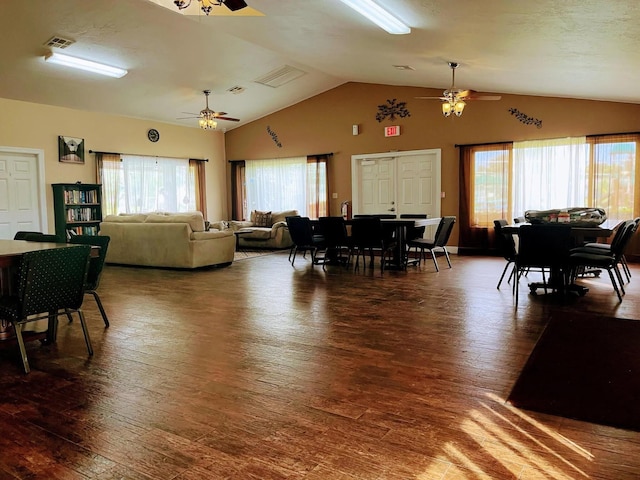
147,128,160,142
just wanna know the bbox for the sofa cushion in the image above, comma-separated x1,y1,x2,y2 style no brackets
252,210,272,227
241,227,273,240
144,212,206,232
103,214,147,223
271,210,299,224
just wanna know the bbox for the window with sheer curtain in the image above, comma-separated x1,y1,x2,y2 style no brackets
97,154,205,217
466,134,638,228
242,155,328,219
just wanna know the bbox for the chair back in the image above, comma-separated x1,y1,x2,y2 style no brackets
350,217,384,248
286,216,314,246
400,214,427,241
610,220,637,260
318,217,349,247
17,245,91,317
433,216,456,247
513,216,526,224
13,231,42,240
517,224,572,269
69,235,111,290
24,233,64,243
493,219,517,260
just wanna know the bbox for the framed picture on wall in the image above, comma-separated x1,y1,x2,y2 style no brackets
58,135,85,164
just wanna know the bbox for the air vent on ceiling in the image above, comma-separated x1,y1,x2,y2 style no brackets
45,36,75,49
253,65,307,88
227,85,245,94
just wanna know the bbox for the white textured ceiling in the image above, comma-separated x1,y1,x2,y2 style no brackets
1,0,638,131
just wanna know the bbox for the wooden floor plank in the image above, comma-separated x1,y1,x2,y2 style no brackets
1,252,640,479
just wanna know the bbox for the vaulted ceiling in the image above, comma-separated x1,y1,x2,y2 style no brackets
1,0,638,131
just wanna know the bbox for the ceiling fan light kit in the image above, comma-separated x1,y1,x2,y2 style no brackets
417,61,501,118
173,0,248,15
178,90,240,130
337,0,410,35
44,52,128,78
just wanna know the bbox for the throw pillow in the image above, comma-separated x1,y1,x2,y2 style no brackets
253,210,272,227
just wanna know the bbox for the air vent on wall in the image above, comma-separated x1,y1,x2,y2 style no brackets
253,65,306,88
45,36,75,49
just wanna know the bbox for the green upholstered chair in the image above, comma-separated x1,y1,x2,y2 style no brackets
0,245,93,373
68,235,111,327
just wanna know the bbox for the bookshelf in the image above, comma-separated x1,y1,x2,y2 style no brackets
52,183,103,240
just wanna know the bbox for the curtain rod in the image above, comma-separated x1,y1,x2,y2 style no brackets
88,150,208,162
455,131,640,148
228,152,334,163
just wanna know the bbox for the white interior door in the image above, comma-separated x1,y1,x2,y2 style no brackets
397,151,440,218
0,148,46,239
357,157,396,215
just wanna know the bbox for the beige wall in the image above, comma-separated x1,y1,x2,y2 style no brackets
0,97,227,232
225,82,640,244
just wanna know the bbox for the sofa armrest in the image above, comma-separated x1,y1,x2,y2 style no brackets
191,230,234,240
230,220,254,230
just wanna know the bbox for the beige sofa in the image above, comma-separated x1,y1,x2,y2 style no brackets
99,212,235,268
213,209,298,249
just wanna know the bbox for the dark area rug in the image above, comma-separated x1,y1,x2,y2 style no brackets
507,313,640,431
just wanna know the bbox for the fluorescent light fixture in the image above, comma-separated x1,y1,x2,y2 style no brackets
337,0,410,35
44,52,128,78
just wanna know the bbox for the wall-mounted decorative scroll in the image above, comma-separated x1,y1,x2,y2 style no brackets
508,108,542,128
266,125,283,148
376,99,411,123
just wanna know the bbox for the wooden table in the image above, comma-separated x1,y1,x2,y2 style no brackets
0,240,98,344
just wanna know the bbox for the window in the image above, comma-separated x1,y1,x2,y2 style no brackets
98,154,205,216
467,134,638,228
233,155,329,220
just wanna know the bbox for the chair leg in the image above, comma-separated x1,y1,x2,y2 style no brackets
291,248,298,266
66,308,74,323
497,261,511,289
13,323,31,373
429,249,440,272
91,291,110,328
77,310,94,356
607,268,623,302
442,247,452,269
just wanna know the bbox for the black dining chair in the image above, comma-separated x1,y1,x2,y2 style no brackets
285,216,324,266
493,219,518,289
316,217,352,267
400,214,427,265
24,233,64,243
13,231,43,240
568,220,637,302
406,216,456,271
514,224,572,305
0,245,93,373
68,235,111,327
350,216,395,272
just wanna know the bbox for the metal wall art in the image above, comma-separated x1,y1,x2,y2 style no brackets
508,108,542,128
266,125,282,148
376,99,411,122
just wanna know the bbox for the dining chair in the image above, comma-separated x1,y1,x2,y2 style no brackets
493,219,518,289
24,233,64,243
13,231,43,240
406,216,456,271
514,224,572,305
568,220,637,302
68,235,111,327
350,217,395,272
400,214,427,265
513,216,526,224
0,244,93,373
285,216,324,266
316,216,352,268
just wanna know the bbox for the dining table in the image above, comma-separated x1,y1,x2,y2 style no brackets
0,239,98,344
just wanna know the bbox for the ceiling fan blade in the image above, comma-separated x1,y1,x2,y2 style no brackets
213,112,228,117
181,112,201,116
466,95,502,101
176,116,200,120
415,96,447,100
215,116,240,122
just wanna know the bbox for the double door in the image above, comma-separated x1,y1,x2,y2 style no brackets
351,149,441,235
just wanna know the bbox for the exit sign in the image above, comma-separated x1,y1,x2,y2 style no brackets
384,125,400,137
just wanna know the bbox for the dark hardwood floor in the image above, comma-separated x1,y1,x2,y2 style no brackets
1,251,640,479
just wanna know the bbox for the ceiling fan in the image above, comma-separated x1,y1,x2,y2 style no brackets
416,62,501,117
178,90,240,130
